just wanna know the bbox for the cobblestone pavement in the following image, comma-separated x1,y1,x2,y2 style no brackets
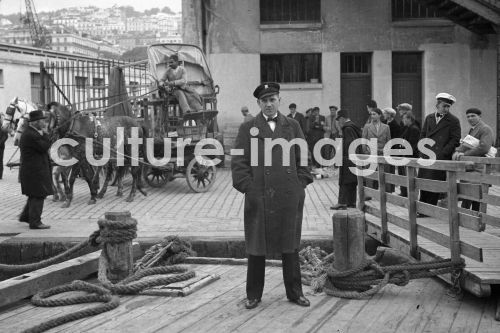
0,139,338,241
2,138,498,243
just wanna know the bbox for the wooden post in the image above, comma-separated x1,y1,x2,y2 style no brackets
332,209,366,271
447,171,461,264
480,164,490,214
100,211,135,283
378,162,388,244
407,166,419,259
357,175,365,211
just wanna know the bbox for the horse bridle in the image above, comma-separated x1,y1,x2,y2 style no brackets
4,103,21,127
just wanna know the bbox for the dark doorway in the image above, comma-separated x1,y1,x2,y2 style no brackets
341,53,372,128
392,52,423,123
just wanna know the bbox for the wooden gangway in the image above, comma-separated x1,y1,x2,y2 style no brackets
352,155,500,298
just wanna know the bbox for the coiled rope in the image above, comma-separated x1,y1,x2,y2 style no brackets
301,249,465,299
24,265,194,333
0,217,195,333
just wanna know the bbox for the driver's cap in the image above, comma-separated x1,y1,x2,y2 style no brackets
253,82,280,99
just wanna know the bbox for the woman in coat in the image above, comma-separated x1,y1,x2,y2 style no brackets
362,108,391,190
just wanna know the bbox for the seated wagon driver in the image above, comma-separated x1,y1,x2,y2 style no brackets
159,54,204,114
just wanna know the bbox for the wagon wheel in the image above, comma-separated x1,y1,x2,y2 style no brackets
186,157,217,193
143,165,168,188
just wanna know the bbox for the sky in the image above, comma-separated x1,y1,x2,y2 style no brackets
0,0,182,15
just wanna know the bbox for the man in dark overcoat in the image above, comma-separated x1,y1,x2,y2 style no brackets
287,103,306,135
418,93,461,211
330,109,362,210
18,110,52,229
231,82,314,309
306,107,326,168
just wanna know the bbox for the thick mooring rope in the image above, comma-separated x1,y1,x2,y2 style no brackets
25,265,195,333
0,218,195,333
0,217,137,275
304,250,465,299
0,240,91,274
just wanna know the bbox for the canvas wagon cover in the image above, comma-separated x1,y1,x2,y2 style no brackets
147,44,215,96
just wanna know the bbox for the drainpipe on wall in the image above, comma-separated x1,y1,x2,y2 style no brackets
497,27,500,147
39,61,46,106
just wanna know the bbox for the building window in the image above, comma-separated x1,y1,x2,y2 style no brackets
0,69,4,87
261,53,321,83
341,53,371,74
30,72,40,86
75,76,88,90
260,0,321,23
392,0,441,20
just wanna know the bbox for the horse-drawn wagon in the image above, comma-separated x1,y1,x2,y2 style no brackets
1,43,224,207
140,44,223,193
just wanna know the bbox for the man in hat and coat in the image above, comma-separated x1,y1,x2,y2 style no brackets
330,109,362,210
287,103,306,135
159,54,204,113
418,93,461,211
231,82,314,309
18,110,52,229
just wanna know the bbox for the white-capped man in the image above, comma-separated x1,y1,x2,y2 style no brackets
418,93,461,213
231,82,313,309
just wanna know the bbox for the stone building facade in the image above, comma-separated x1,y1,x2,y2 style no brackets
182,0,498,139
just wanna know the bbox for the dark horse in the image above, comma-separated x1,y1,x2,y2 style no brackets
51,102,147,206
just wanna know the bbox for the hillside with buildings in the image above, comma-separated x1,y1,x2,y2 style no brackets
0,5,182,59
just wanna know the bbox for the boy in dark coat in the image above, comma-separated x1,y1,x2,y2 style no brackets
231,82,313,309
18,110,52,229
330,109,362,209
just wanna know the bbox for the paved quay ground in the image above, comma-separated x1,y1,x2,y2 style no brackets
0,139,337,243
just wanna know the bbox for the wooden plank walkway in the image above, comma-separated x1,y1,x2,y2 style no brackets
0,264,499,333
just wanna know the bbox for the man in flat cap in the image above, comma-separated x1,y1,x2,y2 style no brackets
418,93,461,213
231,82,313,309
453,108,495,211
287,103,306,135
159,54,203,114
241,106,254,123
331,109,362,210
18,110,52,229
307,107,326,169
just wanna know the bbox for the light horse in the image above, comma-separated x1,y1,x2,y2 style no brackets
1,97,38,146
51,103,147,204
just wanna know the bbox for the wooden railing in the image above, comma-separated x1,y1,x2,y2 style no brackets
351,155,500,265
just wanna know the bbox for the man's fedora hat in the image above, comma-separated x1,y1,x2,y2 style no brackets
28,110,47,122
